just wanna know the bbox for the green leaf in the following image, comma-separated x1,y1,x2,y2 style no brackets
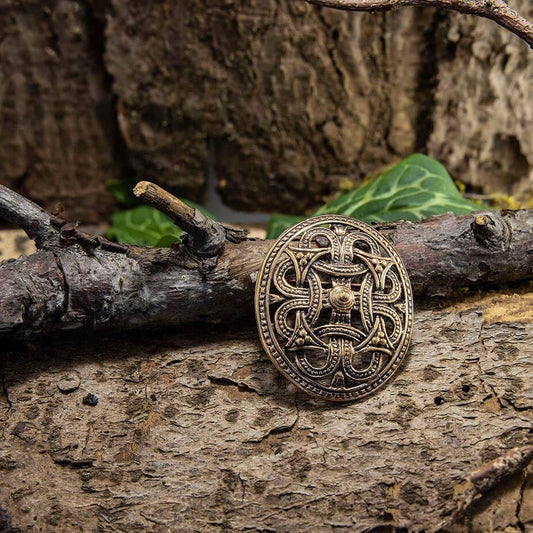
106,206,183,247
181,199,218,221
267,154,481,238
155,234,182,247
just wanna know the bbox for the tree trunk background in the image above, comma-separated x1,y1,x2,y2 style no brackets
0,292,532,532
0,1,531,223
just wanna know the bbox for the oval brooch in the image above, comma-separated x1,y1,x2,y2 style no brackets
255,215,413,402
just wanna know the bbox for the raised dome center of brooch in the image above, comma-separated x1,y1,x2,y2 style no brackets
329,285,356,312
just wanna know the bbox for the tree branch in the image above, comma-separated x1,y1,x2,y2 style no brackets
306,0,533,48
0,185,60,249
0,185,532,336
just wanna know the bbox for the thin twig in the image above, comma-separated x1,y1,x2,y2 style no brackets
134,180,226,256
133,181,197,223
133,181,247,257
434,445,533,531
306,0,533,48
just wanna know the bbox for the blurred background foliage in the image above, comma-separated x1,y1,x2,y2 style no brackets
106,154,486,245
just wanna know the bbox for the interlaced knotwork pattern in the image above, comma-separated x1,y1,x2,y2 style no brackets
256,215,413,401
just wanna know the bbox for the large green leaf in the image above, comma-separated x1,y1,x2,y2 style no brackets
266,154,481,239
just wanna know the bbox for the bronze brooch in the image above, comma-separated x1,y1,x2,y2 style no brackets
255,215,413,401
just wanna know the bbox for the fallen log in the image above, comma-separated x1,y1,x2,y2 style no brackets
0,298,531,531
0,183,532,336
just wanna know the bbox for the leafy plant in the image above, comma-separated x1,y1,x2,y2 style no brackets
106,179,184,247
106,201,216,249
106,154,482,247
266,154,482,239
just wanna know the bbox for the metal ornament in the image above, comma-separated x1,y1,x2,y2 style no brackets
255,215,413,402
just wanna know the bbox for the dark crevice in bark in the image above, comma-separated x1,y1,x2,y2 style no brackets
83,1,132,185
515,474,527,530
248,420,299,444
53,457,95,469
52,251,69,322
1,374,12,408
207,375,261,396
504,397,533,413
316,10,347,95
414,9,451,151
379,14,397,156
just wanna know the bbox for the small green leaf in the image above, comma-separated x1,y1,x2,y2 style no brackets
181,199,218,221
155,234,182,247
106,206,182,247
267,154,481,238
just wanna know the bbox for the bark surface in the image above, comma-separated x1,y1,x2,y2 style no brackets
0,297,532,532
0,0,122,223
429,0,533,201
103,2,435,213
0,2,531,222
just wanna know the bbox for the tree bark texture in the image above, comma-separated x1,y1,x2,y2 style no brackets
0,296,532,531
0,0,123,223
0,1,531,223
429,0,533,201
